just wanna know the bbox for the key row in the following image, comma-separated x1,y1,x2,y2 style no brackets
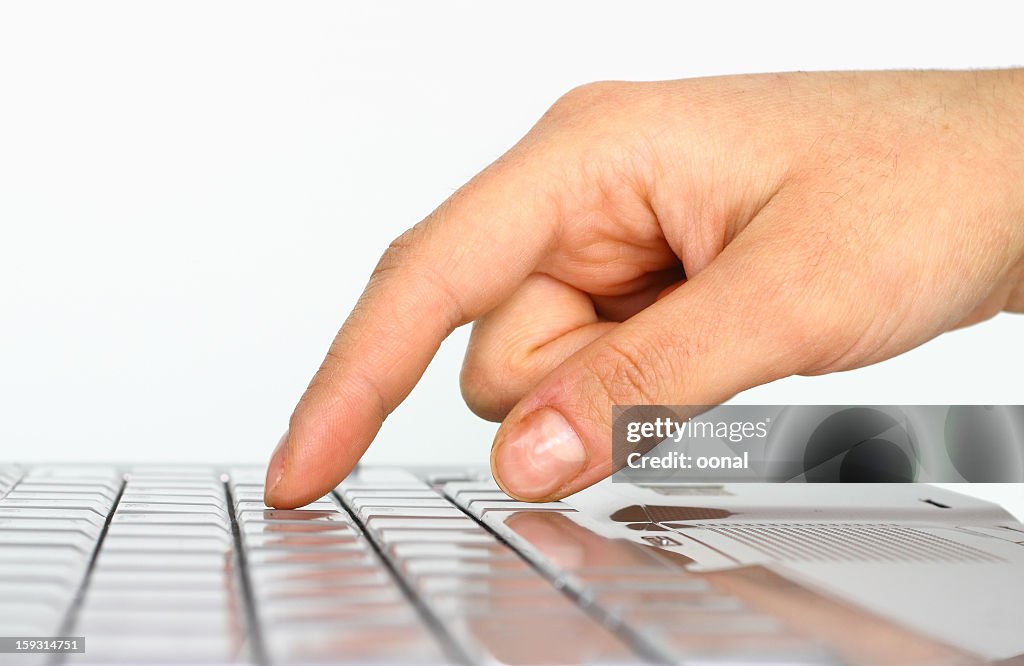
337,473,641,665
67,470,250,665
230,477,449,665
0,467,122,642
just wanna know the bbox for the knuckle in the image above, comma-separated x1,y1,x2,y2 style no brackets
558,80,627,105
541,81,636,127
371,223,465,328
374,225,424,278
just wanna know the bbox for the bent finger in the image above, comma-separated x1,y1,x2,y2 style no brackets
461,273,615,421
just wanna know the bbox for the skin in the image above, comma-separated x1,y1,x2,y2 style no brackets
264,70,1024,509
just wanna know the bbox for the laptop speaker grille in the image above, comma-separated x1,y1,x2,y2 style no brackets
700,523,1002,563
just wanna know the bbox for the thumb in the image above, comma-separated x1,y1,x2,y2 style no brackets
491,227,812,500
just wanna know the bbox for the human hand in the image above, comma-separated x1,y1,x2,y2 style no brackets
265,70,1024,508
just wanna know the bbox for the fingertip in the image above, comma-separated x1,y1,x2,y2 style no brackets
263,429,289,507
263,408,366,508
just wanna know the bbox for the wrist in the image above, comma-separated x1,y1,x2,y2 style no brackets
988,70,1024,268
961,69,1024,310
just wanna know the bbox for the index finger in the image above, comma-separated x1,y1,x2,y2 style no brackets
265,157,558,507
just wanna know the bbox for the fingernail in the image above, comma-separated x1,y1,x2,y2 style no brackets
264,430,289,504
493,408,587,499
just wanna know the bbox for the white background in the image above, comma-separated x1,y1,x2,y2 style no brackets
1,2,1022,517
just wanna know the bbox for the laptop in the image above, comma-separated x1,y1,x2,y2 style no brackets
0,463,1021,665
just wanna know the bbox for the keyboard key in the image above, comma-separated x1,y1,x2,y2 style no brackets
609,597,748,624
243,533,363,550
90,570,227,589
470,500,578,515
242,520,356,535
0,599,67,617
64,634,246,664
96,551,228,570
0,517,101,534
0,530,94,550
650,629,816,659
123,480,224,491
580,572,710,592
228,481,266,491
0,604,65,636
120,493,227,507
400,558,531,577
123,483,222,495
239,509,348,522
412,573,554,596
84,587,232,610
0,507,105,525
106,523,231,540
342,489,440,500
27,465,119,479
128,465,218,475
426,471,482,485
116,502,227,517
250,566,391,589
365,517,480,530
377,529,495,545
6,490,114,503
338,467,427,487
101,536,232,552
262,601,419,626
265,622,445,664
257,582,402,603
0,498,110,515
357,505,466,519
0,544,90,564
112,512,228,526
442,480,503,495
255,583,404,607
444,612,640,665
246,549,373,566
231,491,268,504
14,478,119,490
236,500,336,512
77,607,239,634
457,491,517,503
0,580,77,603
245,559,381,579
428,590,578,617
0,561,88,583
8,488,117,503
389,542,519,560
350,497,454,510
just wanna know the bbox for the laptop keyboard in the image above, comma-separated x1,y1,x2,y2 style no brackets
0,464,830,665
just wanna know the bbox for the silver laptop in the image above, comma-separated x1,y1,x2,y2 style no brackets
0,464,1022,665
